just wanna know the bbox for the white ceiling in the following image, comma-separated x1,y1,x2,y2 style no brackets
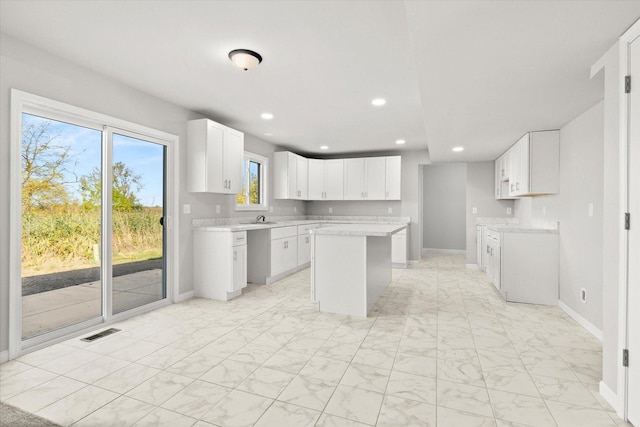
1,1,638,163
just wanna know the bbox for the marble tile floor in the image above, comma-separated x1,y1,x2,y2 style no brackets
0,251,631,427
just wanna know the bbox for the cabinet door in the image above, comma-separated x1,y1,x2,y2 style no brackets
223,128,244,194
385,156,401,200
270,239,285,276
296,156,308,199
308,159,325,200
365,157,386,199
324,159,344,200
206,121,225,193
392,234,407,264
284,237,298,271
495,159,501,199
485,242,493,277
476,226,483,267
344,158,364,200
231,245,247,292
508,144,520,197
518,135,530,196
298,234,311,265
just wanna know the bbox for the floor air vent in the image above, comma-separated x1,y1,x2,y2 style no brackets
80,328,121,342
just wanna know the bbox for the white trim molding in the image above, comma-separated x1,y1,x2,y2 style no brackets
558,300,603,341
0,350,9,364
175,291,194,303
600,381,621,416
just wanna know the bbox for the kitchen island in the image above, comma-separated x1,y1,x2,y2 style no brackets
310,223,407,317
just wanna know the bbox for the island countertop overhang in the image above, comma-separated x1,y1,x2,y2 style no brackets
310,223,407,237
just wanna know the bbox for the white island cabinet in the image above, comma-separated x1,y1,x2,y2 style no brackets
193,230,247,301
310,223,407,317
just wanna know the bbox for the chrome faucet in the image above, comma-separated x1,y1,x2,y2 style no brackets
256,215,266,223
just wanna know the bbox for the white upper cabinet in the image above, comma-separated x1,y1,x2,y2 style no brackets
274,151,308,200
496,130,559,198
324,159,345,200
385,156,401,200
344,157,386,200
187,118,244,194
308,159,344,200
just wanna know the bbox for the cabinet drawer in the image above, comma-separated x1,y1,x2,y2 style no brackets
271,225,297,240
297,223,320,235
232,231,247,246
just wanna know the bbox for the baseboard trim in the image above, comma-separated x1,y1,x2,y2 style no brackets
599,381,621,416
175,291,194,303
0,350,8,364
558,300,603,341
422,248,466,254
466,264,481,270
408,260,418,265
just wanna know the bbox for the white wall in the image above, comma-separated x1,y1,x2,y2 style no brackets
513,102,605,332
306,150,430,262
422,163,467,250
0,35,304,355
596,41,623,397
465,162,515,264
558,102,604,329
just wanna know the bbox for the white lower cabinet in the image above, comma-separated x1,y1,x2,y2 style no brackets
193,230,247,301
297,223,320,266
270,226,298,277
391,229,407,268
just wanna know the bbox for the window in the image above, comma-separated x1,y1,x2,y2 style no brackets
236,152,268,211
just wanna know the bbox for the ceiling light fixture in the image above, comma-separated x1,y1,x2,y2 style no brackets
320,145,329,150
371,98,386,107
228,49,262,71
261,113,274,120
452,146,464,152
263,133,273,136
395,139,406,145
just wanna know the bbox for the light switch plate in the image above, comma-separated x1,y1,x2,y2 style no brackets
329,207,333,214
506,207,512,215
388,207,393,214
215,205,221,214
294,206,297,213
588,203,593,217
472,207,477,214
183,204,191,214
269,205,274,212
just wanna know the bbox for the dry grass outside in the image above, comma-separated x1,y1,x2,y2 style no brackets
22,207,163,277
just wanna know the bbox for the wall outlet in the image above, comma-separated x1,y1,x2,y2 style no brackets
506,207,512,215
472,207,477,214
215,205,221,214
388,207,393,214
269,205,274,212
294,206,297,213
580,288,587,303
183,204,191,214
329,207,333,214
588,203,593,217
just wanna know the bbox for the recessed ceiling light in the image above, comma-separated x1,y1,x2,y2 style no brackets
452,146,464,152
320,145,329,150
395,139,406,145
263,133,273,136
371,98,386,107
261,113,274,120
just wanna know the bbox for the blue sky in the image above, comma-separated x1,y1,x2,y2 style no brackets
23,113,164,207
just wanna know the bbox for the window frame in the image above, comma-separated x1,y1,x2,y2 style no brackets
235,151,269,212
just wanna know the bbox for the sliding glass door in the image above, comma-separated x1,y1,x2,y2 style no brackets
20,112,168,343
111,131,166,315
21,113,104,339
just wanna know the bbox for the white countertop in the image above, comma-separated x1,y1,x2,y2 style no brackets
192,216,410,232
486,225,559,234
310,223,407,237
